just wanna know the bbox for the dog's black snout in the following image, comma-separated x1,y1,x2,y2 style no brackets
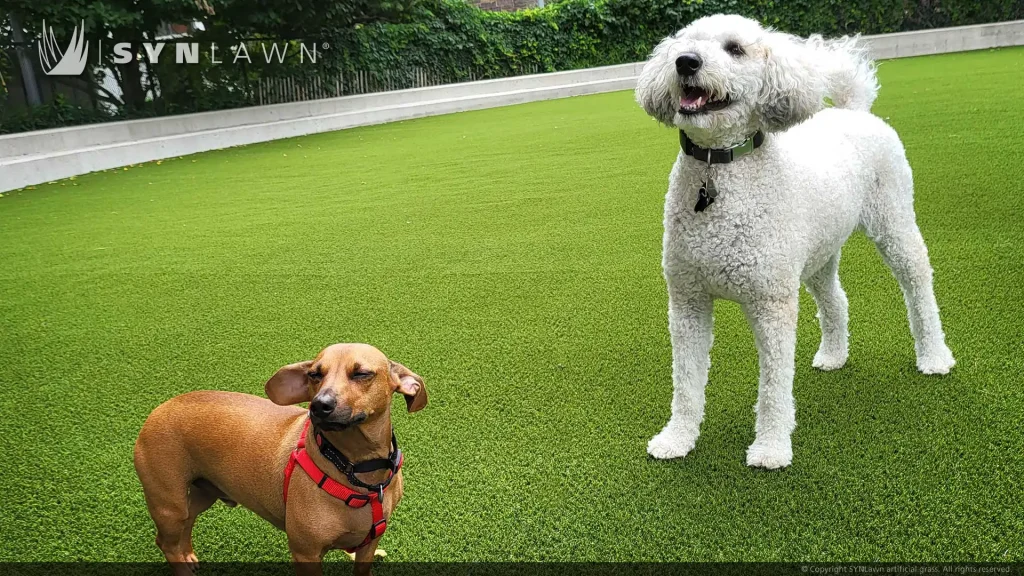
310,394,337,418
675,53,703,76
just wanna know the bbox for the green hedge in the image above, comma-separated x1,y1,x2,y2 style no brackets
334,0,1024,82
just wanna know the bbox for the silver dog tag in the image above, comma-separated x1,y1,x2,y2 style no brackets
705,177,718,199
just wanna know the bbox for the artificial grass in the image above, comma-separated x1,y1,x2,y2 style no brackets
1,46,1022,562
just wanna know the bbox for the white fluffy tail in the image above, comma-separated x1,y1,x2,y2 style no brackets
808,35,879,111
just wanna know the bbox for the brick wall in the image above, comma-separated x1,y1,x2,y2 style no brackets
470,0,541,11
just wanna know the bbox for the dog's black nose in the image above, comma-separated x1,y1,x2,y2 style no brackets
675,53,702,76
310,394,336,418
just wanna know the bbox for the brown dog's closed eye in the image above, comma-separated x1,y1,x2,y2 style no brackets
264,351,428,414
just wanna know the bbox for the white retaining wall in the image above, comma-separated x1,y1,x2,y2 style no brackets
2,20,1022,193
866,19,1024,59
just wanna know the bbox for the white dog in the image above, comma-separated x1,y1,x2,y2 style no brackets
635,14,955,469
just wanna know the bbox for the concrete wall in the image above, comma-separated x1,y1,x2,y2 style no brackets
866,20,1024,59
2,20,1022,193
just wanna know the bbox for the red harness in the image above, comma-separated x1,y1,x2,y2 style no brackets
283,420,403,552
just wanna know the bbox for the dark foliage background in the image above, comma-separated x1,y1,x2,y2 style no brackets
335,0,1023,81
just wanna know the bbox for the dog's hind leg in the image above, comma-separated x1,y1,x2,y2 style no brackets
743,294,799,469
177,479,221,571
864,166,954,374
138,477,198,574
804,252,849,371
869,223,954,373
648,287,713,459
134,436,199,575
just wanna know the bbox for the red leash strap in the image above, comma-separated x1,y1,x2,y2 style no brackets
283,420,398,551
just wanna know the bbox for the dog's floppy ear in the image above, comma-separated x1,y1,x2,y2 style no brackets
265,360,315,405
758,32,877,132
389,361,427,413
758,32,829,132
635,35,679,127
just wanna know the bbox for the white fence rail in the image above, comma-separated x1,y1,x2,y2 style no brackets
257,65,543,106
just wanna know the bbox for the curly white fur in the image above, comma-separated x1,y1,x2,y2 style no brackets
636,14,954,469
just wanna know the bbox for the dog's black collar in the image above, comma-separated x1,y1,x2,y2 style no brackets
312,425,402,492
680,130,764,163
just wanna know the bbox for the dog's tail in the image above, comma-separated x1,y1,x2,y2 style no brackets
808,35,879,112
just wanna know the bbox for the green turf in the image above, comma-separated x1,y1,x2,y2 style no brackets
1,47,1023,562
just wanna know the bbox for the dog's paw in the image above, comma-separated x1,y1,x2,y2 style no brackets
183,551,199,573
917,346,955,375
745,438,793,470
647,426,697,459
812,348,847,371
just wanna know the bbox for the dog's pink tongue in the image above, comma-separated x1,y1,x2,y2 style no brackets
680,90,708,108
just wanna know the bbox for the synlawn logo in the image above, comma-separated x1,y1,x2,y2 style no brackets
39,20,89,76
36,20,321,77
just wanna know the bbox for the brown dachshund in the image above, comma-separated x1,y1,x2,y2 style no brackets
134,343,427,576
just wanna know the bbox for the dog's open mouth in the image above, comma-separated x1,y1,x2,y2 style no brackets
679,85,731,115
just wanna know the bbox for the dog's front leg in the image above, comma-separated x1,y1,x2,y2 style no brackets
288,539,325,576
352,538,381,576
648,290,713,459
743,295,799,469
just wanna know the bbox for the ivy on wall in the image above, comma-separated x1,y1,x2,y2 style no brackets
335,0,1024,81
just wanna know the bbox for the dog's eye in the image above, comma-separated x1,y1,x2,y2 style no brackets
351,370,375,381
724,41,745,57
307,368,323,382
